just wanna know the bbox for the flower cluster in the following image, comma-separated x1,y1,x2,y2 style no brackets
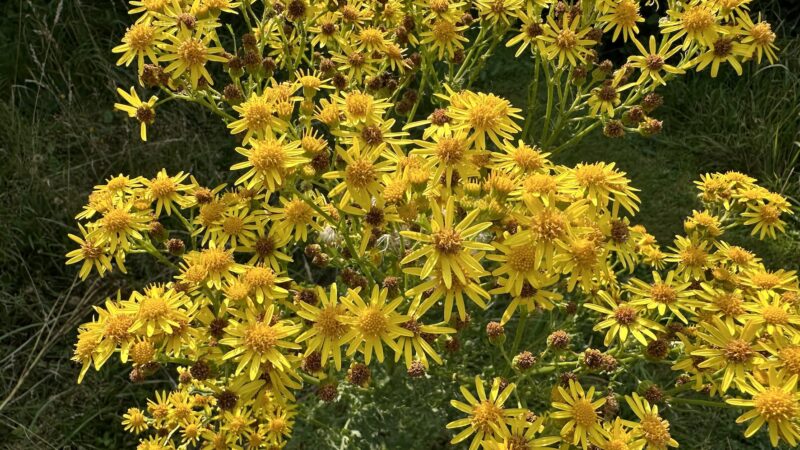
112,0,777,147
67,0,795,449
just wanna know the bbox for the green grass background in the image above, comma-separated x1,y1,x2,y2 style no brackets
0,0,798,448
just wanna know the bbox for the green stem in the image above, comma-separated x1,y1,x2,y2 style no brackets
670,397,737,409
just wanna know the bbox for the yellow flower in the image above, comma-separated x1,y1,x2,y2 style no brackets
239,265,291,304
563,162,640,214
664,235,711,280
742,199,792,239
66,224,117,280
598,0,644,42
627,270,697,323
160,28,227,88
660,2,720,49
88,201,151,253
555,235,608,292
295,283,351,370
505,10,547,57
737,12,778,64
448,376,525,450
550,379,607,449
741,290,800,337
419,19,469,60
266,194,323,242
586,290,664,346
628,35,685,86
695,283,746,333
182,244,243,289
444,88,523,150
113,87,158,141
594,417,637,450
625,393,679,449
410,130,482,190
693,317,760,392
475,0,524,26
207,205,262,248
220,304,302,380
401,196,494,289
487,240,558,297
228,93,289,143
142,169,190,216
339,285,413,365
726,370,800,447
126,285,195,337
231,135,309,191
491,140,551,175
263,402,296,446
394,300,455,368
324,140,393,208
480,413,561,450
122,407,149,434
539,15,596,67
334,90,392,126
690,36,748,77
112,20,164,73
406,266,491,322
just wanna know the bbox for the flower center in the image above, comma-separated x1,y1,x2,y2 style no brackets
104,314,134,341
683,6,715,32
201,247,233,273
614,0,640,26
222,216,244,235
250,140,287,171
751,22,775,45
724,339,753,363
507,245,537,272
714,293,744,316
244,322,278,352
345,93,371,119
81,240,104,259
345,159,377,188
358,306,387,337
614,305,638,325
640,413,673,447
471,401,502,432
435,136,466,164
575,164,609,187
102,208,132,232
763,305,788,324
754,389,797,421
468,96,505,130
650,283,677,304
243,267,276,288
125,23,156,51
139,295,170,320
573,399,598,428
556,28,578,50
780,347,800,375
284,199,314,224
149,178,175,198
531,209,566,241
242,99,274,130
570,239,599,266
645,54,665,70
432,228,463,254
712,38,734,57
316,306,347,338
750,272,780,289
177,38,207,66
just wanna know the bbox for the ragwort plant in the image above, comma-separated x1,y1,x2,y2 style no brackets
66,0,799,449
